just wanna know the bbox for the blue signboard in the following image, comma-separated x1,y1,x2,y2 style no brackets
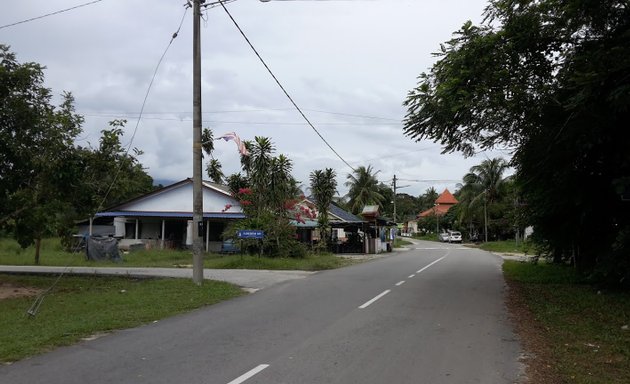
237,230,265,239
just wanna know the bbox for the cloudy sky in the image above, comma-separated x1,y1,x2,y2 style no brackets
2,0,510,197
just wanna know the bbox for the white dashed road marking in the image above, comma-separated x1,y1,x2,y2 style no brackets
227,364,270,384
359,290,391,309
416,256,446,274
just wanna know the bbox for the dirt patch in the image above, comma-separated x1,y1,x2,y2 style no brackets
0,282,43,300
506,280,567,384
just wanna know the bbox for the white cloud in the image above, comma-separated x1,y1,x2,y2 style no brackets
1,0,509,197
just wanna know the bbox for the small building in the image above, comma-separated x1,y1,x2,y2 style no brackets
88,178,244,252
291,198,367,253
361,205,396,253
418,188,459,218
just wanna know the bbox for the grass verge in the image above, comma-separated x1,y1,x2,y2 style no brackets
503,261,630,383
412,233,439,242
0,238,353,270
478,240,532,254
393,238,413,248
0,273,244,363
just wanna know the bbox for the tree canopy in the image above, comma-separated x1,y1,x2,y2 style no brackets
1,46,153,262
403,1,630,282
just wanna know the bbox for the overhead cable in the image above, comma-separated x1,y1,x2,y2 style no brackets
94,5,189,214
217,0,356,172
0,0,105,30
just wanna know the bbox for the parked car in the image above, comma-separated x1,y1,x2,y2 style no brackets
447,230,462,243
438,232,450,242
220,239,240,254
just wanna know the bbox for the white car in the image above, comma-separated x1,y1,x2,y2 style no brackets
447,230,462,243
438,232,450,242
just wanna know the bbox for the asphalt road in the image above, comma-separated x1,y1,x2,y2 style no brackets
0,240,523,384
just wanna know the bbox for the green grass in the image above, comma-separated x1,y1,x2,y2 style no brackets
413,233,439,242
0,238,353,270
393,238,413,248
478,239,532,254
0,273,244,363
503,261,630,383
202,253,354,270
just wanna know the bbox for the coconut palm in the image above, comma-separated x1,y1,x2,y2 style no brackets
344,165,385,215
206,158,224,184
459,158,510,241
201,128,224,184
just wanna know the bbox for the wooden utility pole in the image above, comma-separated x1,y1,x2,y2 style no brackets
192,0,204,285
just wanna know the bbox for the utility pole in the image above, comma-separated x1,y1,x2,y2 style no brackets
392,174,397,223
192,0,204,285
391,175,410,224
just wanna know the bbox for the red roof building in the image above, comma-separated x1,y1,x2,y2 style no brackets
418,189,458,217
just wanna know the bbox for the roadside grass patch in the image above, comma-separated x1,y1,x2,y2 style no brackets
479,240,532,254
413,233,439,242
0,238,78,266
203,253,353,270
503,261,630,384
0,238,352,270
393,238,413,248
0,273,244,363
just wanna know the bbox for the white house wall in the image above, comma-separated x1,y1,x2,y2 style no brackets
117,183,241,213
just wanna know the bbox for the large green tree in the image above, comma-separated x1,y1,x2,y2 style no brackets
225,136,303,257
403,1,630,281
1,45,83,262
1,46,154,262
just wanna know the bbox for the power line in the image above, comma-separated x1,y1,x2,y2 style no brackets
217,0,356,172
353,146,439,164
0,0,105,30
82,114,398,126
95,5,189,214
80,107,401,121
26,3,190,318
398,178,461,183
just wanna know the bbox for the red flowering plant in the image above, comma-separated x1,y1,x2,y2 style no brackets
230,186,256,217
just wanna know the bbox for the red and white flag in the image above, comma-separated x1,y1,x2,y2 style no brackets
217,132,249,156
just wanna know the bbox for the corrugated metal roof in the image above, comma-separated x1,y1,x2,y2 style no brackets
95,211,245,219
328,203,364,223
304,197,365,223
289,219,318,228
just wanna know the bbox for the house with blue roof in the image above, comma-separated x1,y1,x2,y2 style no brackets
90,178,244,252
292,198,368,253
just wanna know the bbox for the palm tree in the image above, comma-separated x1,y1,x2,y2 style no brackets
268,154,298,214
244,137,275,213
460,158,510,241
310,168,338,244
206,158,224,184
201,128,224,184
419,187,439,212
344,165,385,214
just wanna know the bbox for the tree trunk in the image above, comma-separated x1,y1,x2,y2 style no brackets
35,237,42,265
